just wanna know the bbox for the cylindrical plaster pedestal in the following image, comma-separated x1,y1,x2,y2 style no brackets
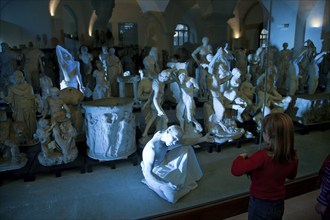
82,98,136,161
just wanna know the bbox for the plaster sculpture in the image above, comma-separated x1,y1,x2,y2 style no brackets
192,37,212,100
203,49,245,143
137,69,152,102
0,42,20,94
43,87,71,123
253,70,292,131
143,47,160,79
287,59,300,96
140,69,178,144
223,68,247,123
176,70,202,136
56,45,85,94
293,39,317,93
277,42,292,93
82,98,136,160
0,70,37,144
307,51,328,94
93,60,111,100
99,45,110,74
0,120,28,172
141,125,213,203
105,47,123,97
22,42,44,93
78,45,94,92
37,114,78,166
238,73,256,121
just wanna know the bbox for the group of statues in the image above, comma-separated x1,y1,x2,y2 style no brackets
0,36,328,203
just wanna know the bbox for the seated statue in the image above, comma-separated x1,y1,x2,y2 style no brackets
141,125,213,203
56,45,85,94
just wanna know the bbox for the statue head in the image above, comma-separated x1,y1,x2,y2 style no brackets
202,37,209,45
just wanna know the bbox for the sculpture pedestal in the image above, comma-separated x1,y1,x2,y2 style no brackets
82,98,136,161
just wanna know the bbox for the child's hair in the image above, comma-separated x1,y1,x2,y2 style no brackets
262,112,296,163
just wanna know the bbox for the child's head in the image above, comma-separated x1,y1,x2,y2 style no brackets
262,112,296,163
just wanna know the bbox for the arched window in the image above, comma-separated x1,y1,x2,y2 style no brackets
173,24,189,46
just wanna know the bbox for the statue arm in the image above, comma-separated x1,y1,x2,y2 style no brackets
192,47,201,64
181,133,214,146
153,83,165,116
142,143,169,188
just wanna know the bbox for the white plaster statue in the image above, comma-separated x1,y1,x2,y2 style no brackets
143,47,160,79
141,125,213,203
306,51,328,94
223,68,247,123
137,69,152,102
287,59,300,96
0,70,37,144
0,42,20,94
176,70,202,134
277,42,292,93
203,49,245,143
207,48,232,127
22,42,44,93
93,60,111,100
56,45,85,94
293,39,317,93
0,121,28,171
38,114,78,165
78,45,94,92
39,72,53,100
99,45,110,74
105,47,123,97
192,37,213,100
141,69,176,139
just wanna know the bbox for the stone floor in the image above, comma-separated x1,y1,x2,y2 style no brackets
0,127,329,220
